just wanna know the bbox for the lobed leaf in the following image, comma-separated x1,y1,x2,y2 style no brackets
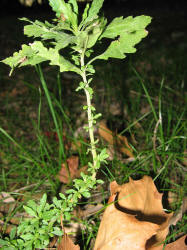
86,0,104,23
100,15,152,39
24,20,75,49
49,0,78,32
49,0,67,18
69,0,78,15
2,44,44,70
79,3,90,29
25,20,76,49
2,41,82,76
97,16,151,60
86,17,107,48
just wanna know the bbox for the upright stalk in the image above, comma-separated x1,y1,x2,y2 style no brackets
80,47,98,177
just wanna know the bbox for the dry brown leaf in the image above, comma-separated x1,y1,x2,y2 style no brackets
94,176,173,250
71,140,83,151
98,120,134,158
0,192,16,213
57,156,79,183
57,232,80,250
164,235,187,250
117,134,134,158
57,156,87,184
169,196,187,226
99,120,114,145
9,85,28,97
0,224,16,234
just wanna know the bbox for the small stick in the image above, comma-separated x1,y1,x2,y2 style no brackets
153,118,162,165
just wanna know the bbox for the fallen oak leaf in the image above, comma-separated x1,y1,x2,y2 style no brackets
94,176,173,250
98,120,134,158
57,232,80,250
99,120,114,145
94,193,159,250
117,134,134,158
168,195,187,227
57,156,87,184
57,216,80,250
164,235,187,250
57,156,79,184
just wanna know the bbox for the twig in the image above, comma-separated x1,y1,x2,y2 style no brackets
11,182,50,194
152,118,162,165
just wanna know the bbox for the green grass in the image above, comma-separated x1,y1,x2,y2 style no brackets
0,10,187,249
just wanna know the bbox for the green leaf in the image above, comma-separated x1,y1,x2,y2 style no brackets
23,206,38,217
17,221,29,235
82,191,91,198
93,113,102,120
49,0,67,18
23,20,75,49
42,210,58,220
97,179,104,184
98,29,149,60
100,15,152,39
20,233,34,241
19,17,33,23
27,200,37,211
96,15,151,60
52,227,63,236
2,41,82,76
30,41,82,74
98,148,108,163
66,189,76,194
49,0,78,32
1,44,44,71
75,81,85,91
64,211,71,221
86,18,106,48
10,227,17,240
59,193,66,200
79,3,90,29
0,239,9,246
54,35,76,50
69,0,78,15
86,0,104,23
53,197,62,209
37,193,47,215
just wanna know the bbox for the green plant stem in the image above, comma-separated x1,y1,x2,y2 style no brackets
83,72,97,171
80,45,97,178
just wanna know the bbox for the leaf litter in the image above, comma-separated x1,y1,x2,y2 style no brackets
94,176,186,250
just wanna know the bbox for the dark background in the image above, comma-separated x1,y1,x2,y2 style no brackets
0,0,186,62
1,0,187,15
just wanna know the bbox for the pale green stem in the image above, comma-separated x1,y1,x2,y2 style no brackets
80,48,97,179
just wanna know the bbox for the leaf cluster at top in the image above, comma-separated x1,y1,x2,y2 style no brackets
2,0,151,76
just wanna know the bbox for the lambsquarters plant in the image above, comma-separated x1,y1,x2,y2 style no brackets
0,0,151,248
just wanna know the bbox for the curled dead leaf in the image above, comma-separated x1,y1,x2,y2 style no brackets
94,176,173,250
